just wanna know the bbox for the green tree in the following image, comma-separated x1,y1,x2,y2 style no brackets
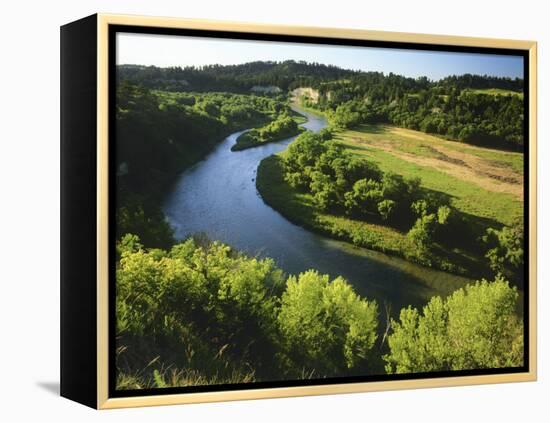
309,171,338,211
117,205,174,250
407,213,437,258
384,277,523,373
437,205,452,225
483,220,524,281
285,132,328,171
116,235,286,379
329,102,361,129
344,178,383,216
377,199,396,221
278,270,378,376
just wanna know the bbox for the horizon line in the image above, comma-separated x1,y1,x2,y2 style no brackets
117,60,525,83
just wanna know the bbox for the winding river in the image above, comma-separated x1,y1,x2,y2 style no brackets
163,107,472,314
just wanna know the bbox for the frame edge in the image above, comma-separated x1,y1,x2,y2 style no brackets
95,13,538,409
61,13,99,409
97,13,110,410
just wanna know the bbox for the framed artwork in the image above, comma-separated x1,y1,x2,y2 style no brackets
60,14,537,409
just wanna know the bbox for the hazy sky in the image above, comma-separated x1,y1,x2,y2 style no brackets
117,32,524,81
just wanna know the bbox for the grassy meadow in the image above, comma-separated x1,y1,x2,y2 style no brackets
336,125,524,226
462,87,524,98
257,123,524,277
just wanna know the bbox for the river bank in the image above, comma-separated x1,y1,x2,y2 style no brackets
256,153,479,277
163,104,472,314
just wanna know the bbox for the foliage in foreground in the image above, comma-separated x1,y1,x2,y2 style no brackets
384,276,523,373
116,234,379,388
278,270,378,376
116,234,523,389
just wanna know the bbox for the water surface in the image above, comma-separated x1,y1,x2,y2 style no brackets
164,107,471,313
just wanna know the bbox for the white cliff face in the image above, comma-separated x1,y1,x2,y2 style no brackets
290,87,320,103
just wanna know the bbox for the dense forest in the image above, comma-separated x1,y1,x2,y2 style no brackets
119,61,524,150
118,61,522,94
318,85,524,150
118,61,358,92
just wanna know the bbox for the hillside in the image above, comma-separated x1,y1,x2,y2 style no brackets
117,60,358,92
118,60,525,150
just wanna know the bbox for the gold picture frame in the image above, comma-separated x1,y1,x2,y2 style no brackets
60,13,537,409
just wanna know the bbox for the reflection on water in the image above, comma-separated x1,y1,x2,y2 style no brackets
163,107,471,314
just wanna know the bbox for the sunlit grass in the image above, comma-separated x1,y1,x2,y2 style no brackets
463,88,523,98
335,125,523,226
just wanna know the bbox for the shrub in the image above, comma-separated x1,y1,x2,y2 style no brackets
384,277,523,373
278,270,378,376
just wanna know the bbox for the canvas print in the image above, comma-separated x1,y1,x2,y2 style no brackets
113,30,526,393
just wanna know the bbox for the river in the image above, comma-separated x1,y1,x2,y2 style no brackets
163,106,472,314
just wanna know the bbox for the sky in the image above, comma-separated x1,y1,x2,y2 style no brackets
117,32,524,81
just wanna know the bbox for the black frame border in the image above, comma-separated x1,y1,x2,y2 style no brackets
107,24,530,399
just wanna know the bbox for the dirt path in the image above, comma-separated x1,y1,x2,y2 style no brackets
349,127,524,200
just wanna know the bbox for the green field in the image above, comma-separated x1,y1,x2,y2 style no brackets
257,124,524,277
336,125,523,226
463,88,523,98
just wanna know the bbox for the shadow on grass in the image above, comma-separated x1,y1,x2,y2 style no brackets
258,155,504,281
353,124,389,134
340,143,377,154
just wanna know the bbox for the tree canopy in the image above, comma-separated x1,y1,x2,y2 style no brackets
278,270,378,375
116,234,379,386
384,276,524,373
